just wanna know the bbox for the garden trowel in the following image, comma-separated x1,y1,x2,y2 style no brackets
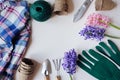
41,59,51,80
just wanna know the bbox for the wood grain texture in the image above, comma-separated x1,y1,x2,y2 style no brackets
45,75,49,80
56,76,61,80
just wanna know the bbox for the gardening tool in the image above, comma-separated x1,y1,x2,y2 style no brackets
73,0,93,22
41,59,52,80
52,59,61,80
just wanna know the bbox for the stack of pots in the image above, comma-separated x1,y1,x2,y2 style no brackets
18,58,34,80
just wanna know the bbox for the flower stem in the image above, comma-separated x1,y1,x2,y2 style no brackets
69,74,73,80
105,34,120,39
109,23,120,30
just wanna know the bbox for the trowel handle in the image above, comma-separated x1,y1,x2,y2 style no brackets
45,75,49,80
56,76,61,80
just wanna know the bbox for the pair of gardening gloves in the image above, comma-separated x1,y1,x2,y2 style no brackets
77,40,120,80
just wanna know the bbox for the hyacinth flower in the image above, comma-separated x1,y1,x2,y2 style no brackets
79,26,120,41
62,49,77,80
86,13,120,30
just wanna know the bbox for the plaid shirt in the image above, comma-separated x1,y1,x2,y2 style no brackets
0,1,31,80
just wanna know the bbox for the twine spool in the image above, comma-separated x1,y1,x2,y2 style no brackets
30,0,52,22
18,58,34,80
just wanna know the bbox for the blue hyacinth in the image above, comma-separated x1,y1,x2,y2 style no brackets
79,26,120,40
62,49,77,80
79,26,106,41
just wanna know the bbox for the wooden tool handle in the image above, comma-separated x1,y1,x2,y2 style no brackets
45,75,49,80
56,76,61,80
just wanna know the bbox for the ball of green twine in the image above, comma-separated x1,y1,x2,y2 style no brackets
30,0,52,22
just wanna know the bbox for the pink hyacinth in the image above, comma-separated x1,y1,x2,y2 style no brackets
86,13,111,28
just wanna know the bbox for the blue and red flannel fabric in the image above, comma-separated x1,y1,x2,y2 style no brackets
0,0,31,80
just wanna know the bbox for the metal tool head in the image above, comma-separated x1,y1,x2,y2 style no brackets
52,59,61,71
73,0,93,22
41,59,52,75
